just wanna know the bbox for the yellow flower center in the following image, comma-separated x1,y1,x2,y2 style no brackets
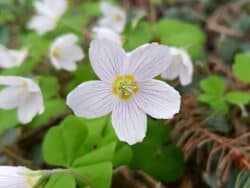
113,14,122,22
53,47,61,59
21,80,29,91
112,75,138,100
26,176,37,187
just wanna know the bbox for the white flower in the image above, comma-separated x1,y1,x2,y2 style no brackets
49,33,85,71
92,27,122,46
161,47,193,86
0,166,43,188
67,39,181,145
27,0,67,35
98,1,126,33
0,76,44,124
0,45,28,69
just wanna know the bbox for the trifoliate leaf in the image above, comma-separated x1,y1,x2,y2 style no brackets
30,99,66,128
130,119,184,182
0,109,19,134
42,115,88,167
233,53,250,83
39,76,59,99
124,21,153,51
200,75,226,95
225,91,250,105
73,162,113,188
154,19,205,59
72,142,116,167
45,173,76,188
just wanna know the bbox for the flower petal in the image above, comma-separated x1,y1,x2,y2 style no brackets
0,76,40,92
27,15,55,35
161,48,193,86
100,2,113,16
18,92,44,124
126,43,172,81
60,45,84,62
0,46,16,68
135,79,181,119
0,87,26,110
44,0,67,16
0,76,25,86
58,60,77,72
67,81,115,118
89,39,127,82
0,166,40,187
179,50,193,86
99,2,126,33
112,100,147,145
92,27,122,46
8,48,29,66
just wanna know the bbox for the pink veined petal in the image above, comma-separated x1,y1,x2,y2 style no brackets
126,43,172,81
18,92,44,124
66,81,115,118
112,100,147,145
89,39,127,82
135,79,181,119
0,86,27,110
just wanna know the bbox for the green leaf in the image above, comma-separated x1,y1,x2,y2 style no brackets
130,119,184,182
73,162,113,188
210,99,229,115
81,116,109,149
200,76,225,95
233,53,250,83
0,26,9,45
154,19,205,59
199,76,229,115
0,109,19,134
113,143,133,167
39,76,59,99
45,173,76,188
72,142,116,167
30,99,66,128
1,33,49,75
124,21,153,51
225,91,250,105
42,116,88,167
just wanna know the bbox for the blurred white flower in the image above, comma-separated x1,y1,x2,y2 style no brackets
0,45,28,69
0,166,43,188
0,76,44,124
67,39,180,145
49,33,85,71
161,47,193,86
27,0,67,35
92,27,122,46
98,1,126,33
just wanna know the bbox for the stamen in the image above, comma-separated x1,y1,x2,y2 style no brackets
53,47,61,59
113,75,138,100
113,14,122,22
